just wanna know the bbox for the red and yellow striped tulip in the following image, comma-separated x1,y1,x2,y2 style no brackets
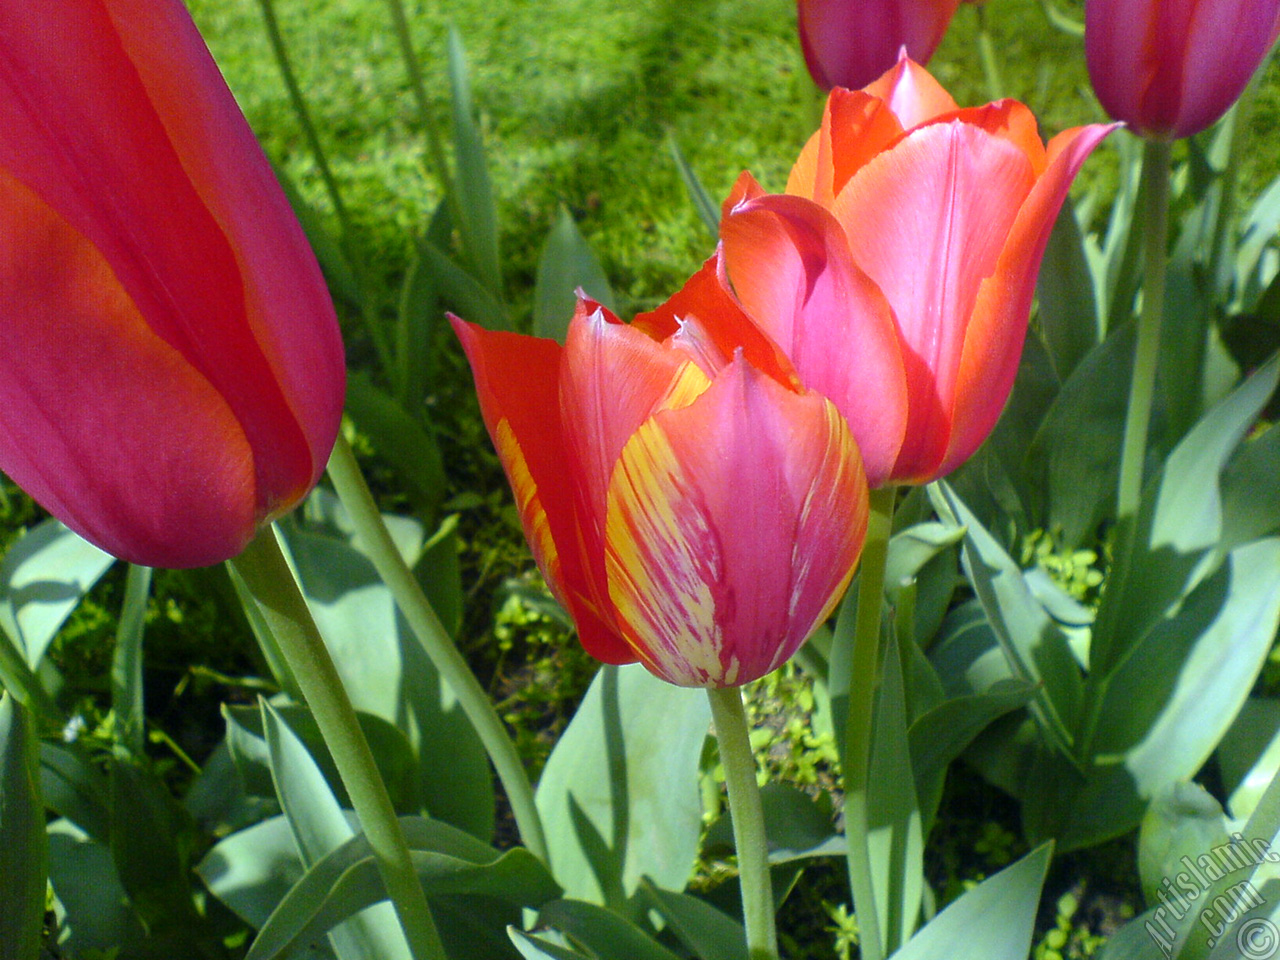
0,0,345,568
722,55,1114,486
452,254,869,687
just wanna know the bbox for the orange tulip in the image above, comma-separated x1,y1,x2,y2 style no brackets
1086,0,1280,140
721,55,1114,486
797,0,962,91
0,0,345,568
452,254,869,687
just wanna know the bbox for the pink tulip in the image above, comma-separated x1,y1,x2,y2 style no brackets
797,0,962,91
0,0,345,568
721,55,1115,486
452,254,869,687
1086,0,1280,139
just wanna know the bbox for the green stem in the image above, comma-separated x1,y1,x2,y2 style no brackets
843,485,897,960
707,685,777,960
253,0,395,376
1117,138,1173,520
231,527,446,960
974,5,1004,102
325,433,550,864
111,564,152,759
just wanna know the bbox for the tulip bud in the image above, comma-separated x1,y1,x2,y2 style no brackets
1085,0,1280,139
452,253,869,688
797,0,962,90
0,1,345,568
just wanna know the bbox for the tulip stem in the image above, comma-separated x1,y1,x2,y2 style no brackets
110,564,152,760
843,485,897,960
707,685,778,960
1117,138,1173,521
325,433,550,864
231,527,447,960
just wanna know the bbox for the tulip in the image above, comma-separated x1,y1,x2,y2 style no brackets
452,254,869,688
1085,0,1280,140
720,55,1114,486
797,0,962,91
0,0,346,568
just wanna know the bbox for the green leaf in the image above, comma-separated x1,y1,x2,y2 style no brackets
534,206,617,343
417,235,509,330
345,371,447,524
40,742,110,845
1138,782,1229,907
0,517,113,669
274,162,362,311
1025,325,1136,547
261,699,412,960
536,900,683,960
668,135,720,238
704,782,842,862
0,694,45,960
280,521,494,839
1221,422,1280,550
1219,698,1280,820
246,817,559,960
509,928,595,960
47,819,150,958
197,814,309,931
869,631,925,953
640,880,748,960
929,483,1082,761
535,664,709,907
394,236,441,409
1036,195,1101,383
891,843,1052,960
447,26,502,298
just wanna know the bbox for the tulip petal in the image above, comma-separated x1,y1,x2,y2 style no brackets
797,0,961,92
605,359,867,687
0,0,340,522
632,248,801,389
787,90,904,206
831,120,1034,481
722,192,908,486
863,53,959,130
942,122,1116,478
931,100,1048,177
451,316,636,664
0,169,257,568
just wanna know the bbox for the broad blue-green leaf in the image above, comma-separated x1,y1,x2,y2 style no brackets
448,27,502,298
197,814,310,931
262,700,411,960
929,484,1082,760
0,694,44,960
1221,422,1280,550
246,817,559,960
47,819,149,958
510,928,594,960
1219,699,1280,820
891,843,1052,960
1036,195,1101,382
883,522,966,604
669,135,720,238
40,742,110,844
1137,782,1229,907
704,782,842,862
535,206,616,343
0,517,113,668
345,372,447,525
535,664,709,906
1095,538,1280,800
869,631,924,953
1025,325,1136,547
224,703,421,816
280,523,493,839
640,880,747,960
1151,356,1279,554
536,900,683,960
1236,172,1280,300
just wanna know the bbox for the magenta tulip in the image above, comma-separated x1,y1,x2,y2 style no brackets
0,0,345,568
1085,0,1280,139
452,254,869,687
797,0,963,90
721,55,1114,486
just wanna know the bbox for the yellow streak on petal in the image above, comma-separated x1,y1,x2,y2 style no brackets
655,360,713,415
605,415,724,687
494,418,561,593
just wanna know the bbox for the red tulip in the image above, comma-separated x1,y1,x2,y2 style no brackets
721,56,1114,486
452,254,869,687
797,0,962,91
1086,0,1280,139
0,0,345,568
